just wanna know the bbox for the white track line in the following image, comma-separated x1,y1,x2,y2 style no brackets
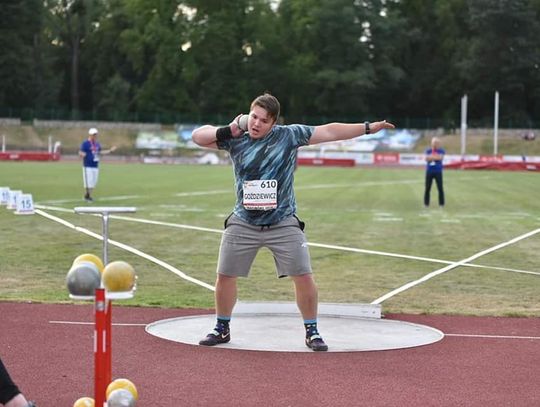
295,176,494,191
34,204,540,277
371,228,540,304
46,323,540,339
98,195,141,201
34,209,215,292
174,190,230,197
104,215,540,276
36,205,78,213
38,195,140,204
306,242,539,276
169,181,422,197
295,180,420,190
49,320,146,326
445,333,540,340
167,176,493,196
474,265,540,277
112,214,223,234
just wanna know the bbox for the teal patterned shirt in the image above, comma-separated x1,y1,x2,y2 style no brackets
217,124,314,226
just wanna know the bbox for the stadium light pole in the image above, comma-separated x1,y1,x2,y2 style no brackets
493,91,499,156
460,95,468,157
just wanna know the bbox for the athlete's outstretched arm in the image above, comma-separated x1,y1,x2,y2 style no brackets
310,120,395,145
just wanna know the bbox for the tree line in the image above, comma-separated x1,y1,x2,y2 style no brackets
1,0,540,128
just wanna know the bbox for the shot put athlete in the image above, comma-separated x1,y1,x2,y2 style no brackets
192,92,394,351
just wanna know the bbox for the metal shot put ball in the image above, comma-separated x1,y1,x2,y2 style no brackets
237,114,248,132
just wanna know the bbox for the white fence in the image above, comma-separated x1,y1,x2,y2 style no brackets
32,119,161,131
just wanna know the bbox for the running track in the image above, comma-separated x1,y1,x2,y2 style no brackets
1,302,539,406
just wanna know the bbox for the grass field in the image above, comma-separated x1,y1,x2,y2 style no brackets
0,160,539,316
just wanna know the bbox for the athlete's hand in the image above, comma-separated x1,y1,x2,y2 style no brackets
229,114,246,137
370,120,395,133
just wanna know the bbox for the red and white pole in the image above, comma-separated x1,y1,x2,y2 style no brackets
94,288,108,407
74,207,136,407
105,298,112,387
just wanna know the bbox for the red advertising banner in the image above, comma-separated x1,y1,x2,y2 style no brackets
0,152,60,161
374,153,400,164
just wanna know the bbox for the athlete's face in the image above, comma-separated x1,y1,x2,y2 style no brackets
247,105,276,139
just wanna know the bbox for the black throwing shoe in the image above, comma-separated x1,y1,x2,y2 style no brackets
305,334,328,351
199,330,230,346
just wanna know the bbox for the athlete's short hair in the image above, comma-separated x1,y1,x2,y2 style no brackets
250,93,280,122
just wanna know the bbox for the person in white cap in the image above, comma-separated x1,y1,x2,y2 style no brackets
79,128,117,202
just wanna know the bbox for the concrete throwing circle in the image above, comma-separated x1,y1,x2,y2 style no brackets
145,302,444,352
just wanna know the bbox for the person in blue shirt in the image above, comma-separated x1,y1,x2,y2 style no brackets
424,137,445,207
78,128,116,202
192,93,394,351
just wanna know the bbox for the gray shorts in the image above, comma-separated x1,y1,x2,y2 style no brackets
217,214,312,278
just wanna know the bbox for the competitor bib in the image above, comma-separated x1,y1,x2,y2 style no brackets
243,180,278,210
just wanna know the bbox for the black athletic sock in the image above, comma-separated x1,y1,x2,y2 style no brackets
304,319,319,338
215,316,230,334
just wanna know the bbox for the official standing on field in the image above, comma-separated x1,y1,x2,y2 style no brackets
79,128,116,202
424,137,445,207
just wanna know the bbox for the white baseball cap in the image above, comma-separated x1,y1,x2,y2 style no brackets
89,128,98,135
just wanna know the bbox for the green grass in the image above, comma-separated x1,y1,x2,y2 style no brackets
1,161,539,316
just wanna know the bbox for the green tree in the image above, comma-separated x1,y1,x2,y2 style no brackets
95,73,131,119
462,0,540,123
44,0,103,114
184,0,254,117
4,0,540,126
0,0,59,110
386,0,470,127
276,0,406,122
118,0,194,117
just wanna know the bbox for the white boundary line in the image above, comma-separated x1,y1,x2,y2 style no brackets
34,209,216,292
49,320,147,326
295,180,420,190
34,204,540,277
174,190,230,197
39,195,140,204
169,181,423,197
306,242,540,276
371,228,540,304
94,213,540,277
46,322,540,340
112,213,223,234
445,333,540,340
